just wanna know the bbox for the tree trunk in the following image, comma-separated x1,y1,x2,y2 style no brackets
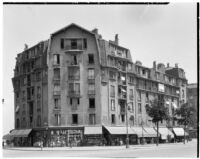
156,122,159,146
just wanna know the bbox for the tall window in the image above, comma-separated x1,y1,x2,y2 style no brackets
53,54,60,65
54,97,60,109
88,54,94,64
89,98,95,108
138,103,142,114
75,83,80,93
72,114,78,124
111,99,115,111
109,71,116,80
68,67,80,80
129,89,133,100
88,68,95,79
55,114,61,126
16,119,20,128
60,39,64,49
37,86,41,96
88,84,95,94
69,83,80,94
54,84,60,92
71,55,78,65
89,114,96,125
37,116,41,127
71,39,77,49
54,68,60,80
111,114,115,124
121,114,125,123
129,102,134,112
137,91,141,101
110,85,115,97
83,38,87,49
182,90,184,98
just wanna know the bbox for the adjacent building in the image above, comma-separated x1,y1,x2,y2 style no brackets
11,23,188,147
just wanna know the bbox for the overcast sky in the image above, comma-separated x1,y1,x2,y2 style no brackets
3,3,197,134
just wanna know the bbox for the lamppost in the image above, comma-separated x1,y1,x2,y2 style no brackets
141,120,144,145
125,102,132,149
44,122,48,147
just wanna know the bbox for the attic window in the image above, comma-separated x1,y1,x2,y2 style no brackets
60,39,64,49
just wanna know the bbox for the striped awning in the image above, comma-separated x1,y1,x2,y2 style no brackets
131,127,149,138
104,126,136,135
143,127,157,138
173,128,188,137
156,127,174,139
9,129,32,137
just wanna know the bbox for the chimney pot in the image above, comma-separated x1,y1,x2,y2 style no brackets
115,34,119,45
167,63,169,68
153,61,156,69
175,63,178,68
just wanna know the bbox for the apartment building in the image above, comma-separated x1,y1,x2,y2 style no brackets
11,23,188,147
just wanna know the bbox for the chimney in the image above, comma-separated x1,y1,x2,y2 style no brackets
175,63,178,68
167,63,170,68
153,61,156,69
115,34,119,45
92,28,98,35
24,44,28,50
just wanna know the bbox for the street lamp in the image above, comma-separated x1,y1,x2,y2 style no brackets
44,122,48,147
125,102,132,149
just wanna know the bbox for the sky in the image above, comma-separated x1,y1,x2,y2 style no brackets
2,3,197,135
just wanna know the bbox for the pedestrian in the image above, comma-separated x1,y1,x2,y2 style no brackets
40,140,43,151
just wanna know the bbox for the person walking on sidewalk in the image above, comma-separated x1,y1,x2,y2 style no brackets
40,140,43,151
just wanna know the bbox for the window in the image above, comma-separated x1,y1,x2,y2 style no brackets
89,98,95,108
54,84,60,92
121,114,125,123
75,83,80,93
68,67,80,80
16,119,20,128
111,114,115,124
37,116,41,127
129,89,133,100
88,68,95,79
182,90,184,98
71,55,78,65
138,103,142,113
72,114,78,124
37,100,41,111
109,71,116,80
54,97,60,109
36,72,41,81
128,76,134,84
145,92,149,102
37,86,41,96
54,68,60,80
142,69,146,75
55,114,61,126
53,54,60,65
128,102,134,112
60,39,64,49
111,99,115,111
88,84,95,94
88,54,94,64
31,87,34,96
110,85,115,97
137,91,141,101
22,91,25,99
71,39,77,49
70,98,73,105
83,38,87,49
89,114,96,125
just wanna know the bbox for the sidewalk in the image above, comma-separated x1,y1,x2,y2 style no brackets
4,141,195,151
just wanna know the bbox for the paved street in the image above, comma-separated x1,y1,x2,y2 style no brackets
3,139,197,158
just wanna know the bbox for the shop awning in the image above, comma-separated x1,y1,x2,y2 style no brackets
173,128,187,137
9,129,32,137
3,133,13,140
84,126,102,135
156,127,174,140
143,127,157,138
131,127,149,138
104,126,136,135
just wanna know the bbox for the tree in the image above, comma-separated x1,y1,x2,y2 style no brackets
145,99,169,146
175,102,195,144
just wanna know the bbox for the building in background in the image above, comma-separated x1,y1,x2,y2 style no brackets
11,23,188,147
187,83,197,138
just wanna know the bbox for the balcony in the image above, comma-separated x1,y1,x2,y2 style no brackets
53,91,61,95
64,45,83,52
68,62,79,67
68,75,80,80
53,76,60,81
118,93,126,100
68,91,80,97
88,90,95,95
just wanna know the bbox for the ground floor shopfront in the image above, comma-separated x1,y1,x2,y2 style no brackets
4,126,188,147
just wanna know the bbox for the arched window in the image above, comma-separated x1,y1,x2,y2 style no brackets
16,119,20,128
